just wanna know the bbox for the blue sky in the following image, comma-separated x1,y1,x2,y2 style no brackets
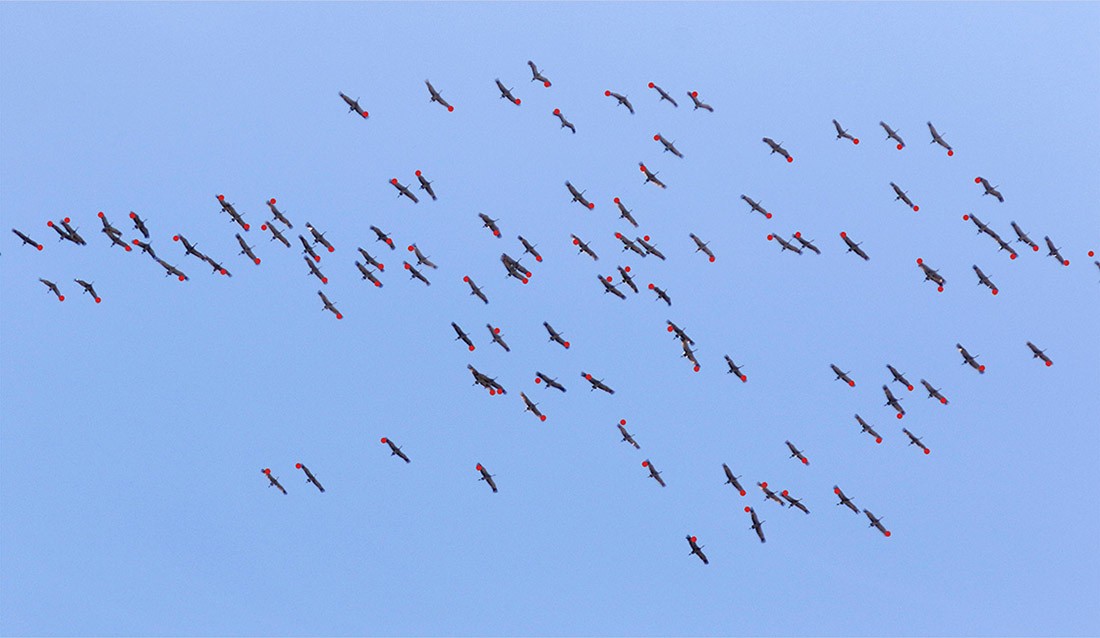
2,2,1098,636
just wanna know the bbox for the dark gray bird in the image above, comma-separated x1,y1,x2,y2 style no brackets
879,121,905,149
648,282,671,306
687,90,713,112
358,247,386,271
74,279,100,303
618,419,640,449
758,482,786,507
552,108,575,133
518,236,543,262
39,278,63,301
1027,341,1053,367
902,428,930,455
639,162,665,189
637,236,665,260
883,384,905,419
408,243,437,269
478,213,502,238
722,464,746,495
237,233,260,265
653,133,683,158
834,486,859,514
1011,221,1040,252
927,121,953,155
425,80,454,111
840,231,869,261
129,211,150,238
339,92,368,118
520,392,546,422
762,137,793,162
887,365,914,391
956,343,985,374
781,489,810,514
599,274,627,299
476,463,498,493
215,195,249,231
299,235,321,263
690,233,715,262
295,463,325,492
667,320,694,345
648,82,678,107
415,170,437,200
741,195,771,219
604,89,634,114
746,506,766,543
975,176,1004,203
495,78,521,105
12,228,42,250
855,414,883,444
527,60,551,87
890,182,919,211
831,364,856,387
266,198,293,228
391,178,419,204
534,371,566,393
304,255,328,284
973,265,999,295
318,290,342,319
403,261,431,286
920,379,949,405
452,322,475,351
725,356,747,382
571,234,599,261
261,221,290,248
543,322,570,349
642,459,665,487
832,119,858,144
785,440,809,465
581,371,614,394
917,258,946,292
381,437,411,463
792,232,820,255
154,257,188,281
686,535,708,564
263,468,287,494
356,261,383,288
463,275,488,304
864,509,891,537
1044,236,1069,266
768,232,801,254
486,323,510,352
617,266,639,294
566,181,595,210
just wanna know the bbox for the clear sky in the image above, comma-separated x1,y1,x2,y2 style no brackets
2,2,1098,636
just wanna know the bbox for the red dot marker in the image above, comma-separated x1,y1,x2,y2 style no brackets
321,277,328,284
620,419,627,425
604,90,611,96
380,437,387,444
476,464,483,471
940,398,948,404
896,144,903,150
588,202,594,209
991,289,998,296
691,91,698,98
124,245,131,251
690,536,697,543
640,165,647,172
404,263,409,270
218,195,225,201
876,437,883,444
648,283,655,289
536,256,543,262
463,276,470,282
327,246,334,253
802,458,808,465
761,482,768,488
963,214,969,221
415,170,422,177
1089,251,1096,257
468,345,475,351
129,212,136,219
937,286,944,292
653,134,660,141
908,385,914,391
709,256,715,262
1032,245,1039,252
494,231,500,237
947,150,954,156
794,232,801,238
643,235,650,242
667,326,674,332
740,375,747,382
848,380,855,387
540,415,547,421
975,177,983,184
1011,253,1018,260
514,98,521,105
264,468,271,475
1046,360,1052,367
585,374,592,380
489,389,496,396
853,138,860,145
613,197,620,204
535,378,542,384
834,487,841,495
786,156,793,163
261,224,268,231
606,276,613,282
97,212,104,218
624,267,631,273
912,205,919,212
95,297,101,303
220,269,227,275
642,461,649,467
739,490,746,496
37,245,43,250
782,490,789,496
744,506,751,513
885,531,892,537
1063,260,1070,266
840,232,847,238
693,365,700,372
572,238,579,245
765,212,772,219
916,258,923,265
447,105,454,112
648,82,655,89
295,463,302,469
243,224,249,231
269,198,276,204
374,281,381,287
63,217,70,223
173,235,179,241
58,295,64,301
979,365,986,372
314,255,320,262
521,278,528,284
543,81,550,88
493,327,500,334
767,234,774,241
896,413,903,419
564,342,570,348
361,111,369,118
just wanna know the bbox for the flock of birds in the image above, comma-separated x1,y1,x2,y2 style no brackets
12,59,1095,565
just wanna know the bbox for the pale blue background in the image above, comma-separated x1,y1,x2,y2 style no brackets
2,3,1098,636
